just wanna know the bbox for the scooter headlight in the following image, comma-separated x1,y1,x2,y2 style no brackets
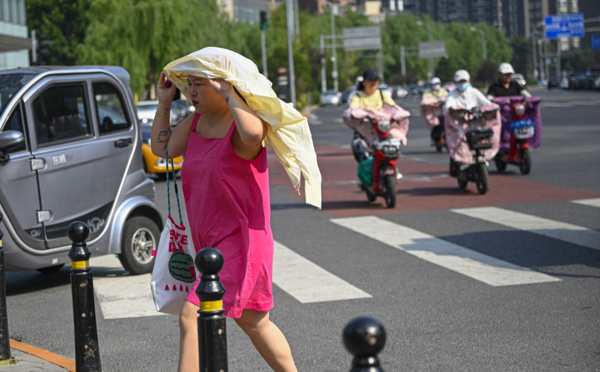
377,120,391,133
514,103,525,117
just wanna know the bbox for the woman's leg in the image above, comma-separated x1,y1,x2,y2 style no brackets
178,301,199,372
234,309,298,372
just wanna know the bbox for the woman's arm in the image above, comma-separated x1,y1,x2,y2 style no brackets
210,79,266,146
150,72,192,159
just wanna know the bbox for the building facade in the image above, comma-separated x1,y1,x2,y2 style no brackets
0,0,30,70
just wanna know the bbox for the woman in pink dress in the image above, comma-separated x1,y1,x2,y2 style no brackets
150,70,297,372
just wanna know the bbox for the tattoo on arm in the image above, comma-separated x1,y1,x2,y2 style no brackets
225,96,230,104
157,131,169,143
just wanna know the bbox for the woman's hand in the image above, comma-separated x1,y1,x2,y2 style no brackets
209,78,232,99
156,71,177,106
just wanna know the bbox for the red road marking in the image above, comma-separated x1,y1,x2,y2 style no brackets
268,144,600,218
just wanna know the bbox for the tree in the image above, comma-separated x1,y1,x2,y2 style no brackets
78,0,228,98
27,0,91,65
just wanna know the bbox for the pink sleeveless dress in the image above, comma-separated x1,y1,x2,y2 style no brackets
182,113,274,318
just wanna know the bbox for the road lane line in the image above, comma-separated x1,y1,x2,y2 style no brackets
572,198,600,208
452,207,600,251
273,241,372,303
331,216,559,287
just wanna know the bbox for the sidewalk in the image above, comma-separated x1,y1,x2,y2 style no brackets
0,340,73,371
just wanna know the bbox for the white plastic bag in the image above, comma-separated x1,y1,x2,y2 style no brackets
150,216,197,315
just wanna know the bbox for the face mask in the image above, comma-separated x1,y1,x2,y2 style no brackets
456,82,470,91
432,84,441,90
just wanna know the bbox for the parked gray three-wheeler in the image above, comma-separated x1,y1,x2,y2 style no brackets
0,66,163,274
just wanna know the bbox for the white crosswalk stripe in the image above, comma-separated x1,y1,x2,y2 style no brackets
452,207,600,251
91,202,598,319
571,198,600,208
273,241,371,303
91,240,372,319
331,216,560,287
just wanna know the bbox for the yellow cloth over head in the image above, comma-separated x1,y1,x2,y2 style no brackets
163,47,321,209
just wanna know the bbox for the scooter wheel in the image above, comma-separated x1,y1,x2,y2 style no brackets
476,163,489,195
383,175,397,208
494,155,507,172
519,149,532,175
457,177,468,189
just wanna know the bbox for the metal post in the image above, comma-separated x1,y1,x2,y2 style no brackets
400,46,406,76
31,29,37,64
261,29,268,78
294,0,300,42
330,3,339,93
68,222,101,372
0,213,14,365
482,31,487,61
196,248,227,372
556,45,561,79
538,39,545,82
417,21,434,79
343,316,386,372
320,35,327,93
378,50,385,82
285,0,296,106
532,33,538,80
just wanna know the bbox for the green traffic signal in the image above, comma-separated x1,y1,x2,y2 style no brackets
260,11,267,30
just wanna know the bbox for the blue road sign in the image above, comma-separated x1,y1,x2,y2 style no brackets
593,34,600,51
545,13,584,39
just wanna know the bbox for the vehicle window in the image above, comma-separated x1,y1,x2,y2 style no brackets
0,105,26,152
93,82,130,134
32,85,90,146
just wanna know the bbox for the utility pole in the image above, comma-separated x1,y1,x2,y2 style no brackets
330,2,339,92
260,11,268,78
285,0,296,106
320,35,326,93
400,46,405,76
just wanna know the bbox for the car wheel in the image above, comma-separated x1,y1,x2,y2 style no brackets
118,216,160,275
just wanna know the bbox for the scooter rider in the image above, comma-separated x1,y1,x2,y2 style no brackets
487,63,531,98
349,70,397,165
422,77,449,147
444,69,492,175
423,77,448,101
444,69,491,114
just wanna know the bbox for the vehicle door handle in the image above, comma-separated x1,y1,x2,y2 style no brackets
114,138,132,148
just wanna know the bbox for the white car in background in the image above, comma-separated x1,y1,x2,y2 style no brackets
378,84,394,98
394,86,408,98
320,90,342,106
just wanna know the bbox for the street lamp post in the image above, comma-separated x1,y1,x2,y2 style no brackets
416,20,434,79
470,27,487,61
329,2,339,93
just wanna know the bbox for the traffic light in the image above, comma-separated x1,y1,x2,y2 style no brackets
260,11,267,30
37,33,53,65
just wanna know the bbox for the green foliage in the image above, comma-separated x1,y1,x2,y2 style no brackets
27,0,516,107
77,0,229,97
27,0,91,65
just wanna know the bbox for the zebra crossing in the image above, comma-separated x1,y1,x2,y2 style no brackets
91,198,600,319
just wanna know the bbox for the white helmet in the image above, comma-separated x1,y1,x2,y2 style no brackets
499,63,515,74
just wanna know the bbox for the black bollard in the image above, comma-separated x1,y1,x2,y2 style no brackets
0,213,15,365
195,247,228,372
68,222,101,372
343,316,387,372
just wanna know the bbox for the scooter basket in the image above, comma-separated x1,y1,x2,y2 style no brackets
466,128,494,150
